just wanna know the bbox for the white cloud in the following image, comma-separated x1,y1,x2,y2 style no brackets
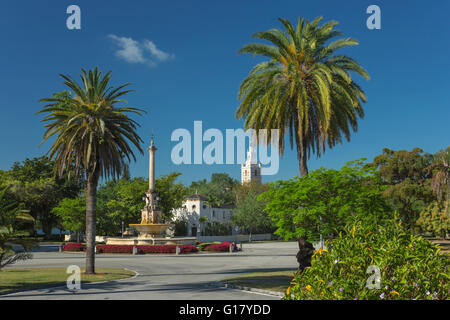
142,40,175,62
108,34,174,67
108,35,145,64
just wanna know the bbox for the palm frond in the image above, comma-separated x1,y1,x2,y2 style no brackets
236,16,369,175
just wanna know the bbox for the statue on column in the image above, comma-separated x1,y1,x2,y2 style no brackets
141,135,163,225
141,191,162,224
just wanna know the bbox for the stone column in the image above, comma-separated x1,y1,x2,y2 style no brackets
148,137,157,192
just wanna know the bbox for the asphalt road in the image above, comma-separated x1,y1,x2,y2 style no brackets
0,241,299,300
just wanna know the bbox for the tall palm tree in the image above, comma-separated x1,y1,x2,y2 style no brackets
37,68,145,273
236,16,370,176
429,146,450,213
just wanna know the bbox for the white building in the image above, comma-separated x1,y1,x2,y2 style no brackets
172,146,263,237
241,144,261,184
172,194,235,237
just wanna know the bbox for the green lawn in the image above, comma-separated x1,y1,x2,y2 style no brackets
0,268,135,294
221,269,297,293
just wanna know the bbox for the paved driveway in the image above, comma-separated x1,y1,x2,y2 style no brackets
0,241,299,300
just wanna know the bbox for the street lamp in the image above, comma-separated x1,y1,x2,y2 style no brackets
121,221,124,238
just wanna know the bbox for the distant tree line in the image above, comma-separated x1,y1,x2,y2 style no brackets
1,146,448,242
0,159,273,239
262,146,450,243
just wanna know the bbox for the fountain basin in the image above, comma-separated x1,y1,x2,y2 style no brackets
105,223,196,246
105,237,197,246
129,223,171,238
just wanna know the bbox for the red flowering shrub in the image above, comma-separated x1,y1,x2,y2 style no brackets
95,244,198,254
63,242,86,252
96,245,133,254
203,242,237,252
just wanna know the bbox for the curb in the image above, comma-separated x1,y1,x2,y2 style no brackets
208,281,284,298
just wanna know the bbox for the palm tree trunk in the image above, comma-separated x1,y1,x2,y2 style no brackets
85,172,98,274
294,115,308,176
41,220,52,240
298,142,308,176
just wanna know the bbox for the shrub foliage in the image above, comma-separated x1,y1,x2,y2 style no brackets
285,215,450,300
417,201,450,239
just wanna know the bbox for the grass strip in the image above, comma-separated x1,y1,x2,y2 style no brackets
0,268,135,294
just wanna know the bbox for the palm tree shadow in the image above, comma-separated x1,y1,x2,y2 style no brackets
0,267,293,299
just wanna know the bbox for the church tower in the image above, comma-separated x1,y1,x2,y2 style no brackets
241,144,261,184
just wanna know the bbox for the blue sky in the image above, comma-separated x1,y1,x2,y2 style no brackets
0,0,449,185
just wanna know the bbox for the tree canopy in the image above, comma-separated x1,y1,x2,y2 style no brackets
0,156,82,238
371,148,435,230
188,173,238,207
52,196,86,240
261,159,390,242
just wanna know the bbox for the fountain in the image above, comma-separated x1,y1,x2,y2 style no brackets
106,136,196,246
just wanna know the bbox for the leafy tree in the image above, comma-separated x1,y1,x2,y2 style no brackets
94,172,187,235
52,196,86,242
1,157,82,239
232,191,273,241
236,16,369,176
8,179,61,238
155,172,188,221
188,178,208,195
172,218,188,236
428,146,450,213
104,177,147,231
37,68,145,274
96,180,120,236
233,180,269,204
417,202,449,239
189,173,238,207
371,148,435,231
261,159,390,242
0,187,37,270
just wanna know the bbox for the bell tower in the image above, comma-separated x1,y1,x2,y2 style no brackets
241,144,261,184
